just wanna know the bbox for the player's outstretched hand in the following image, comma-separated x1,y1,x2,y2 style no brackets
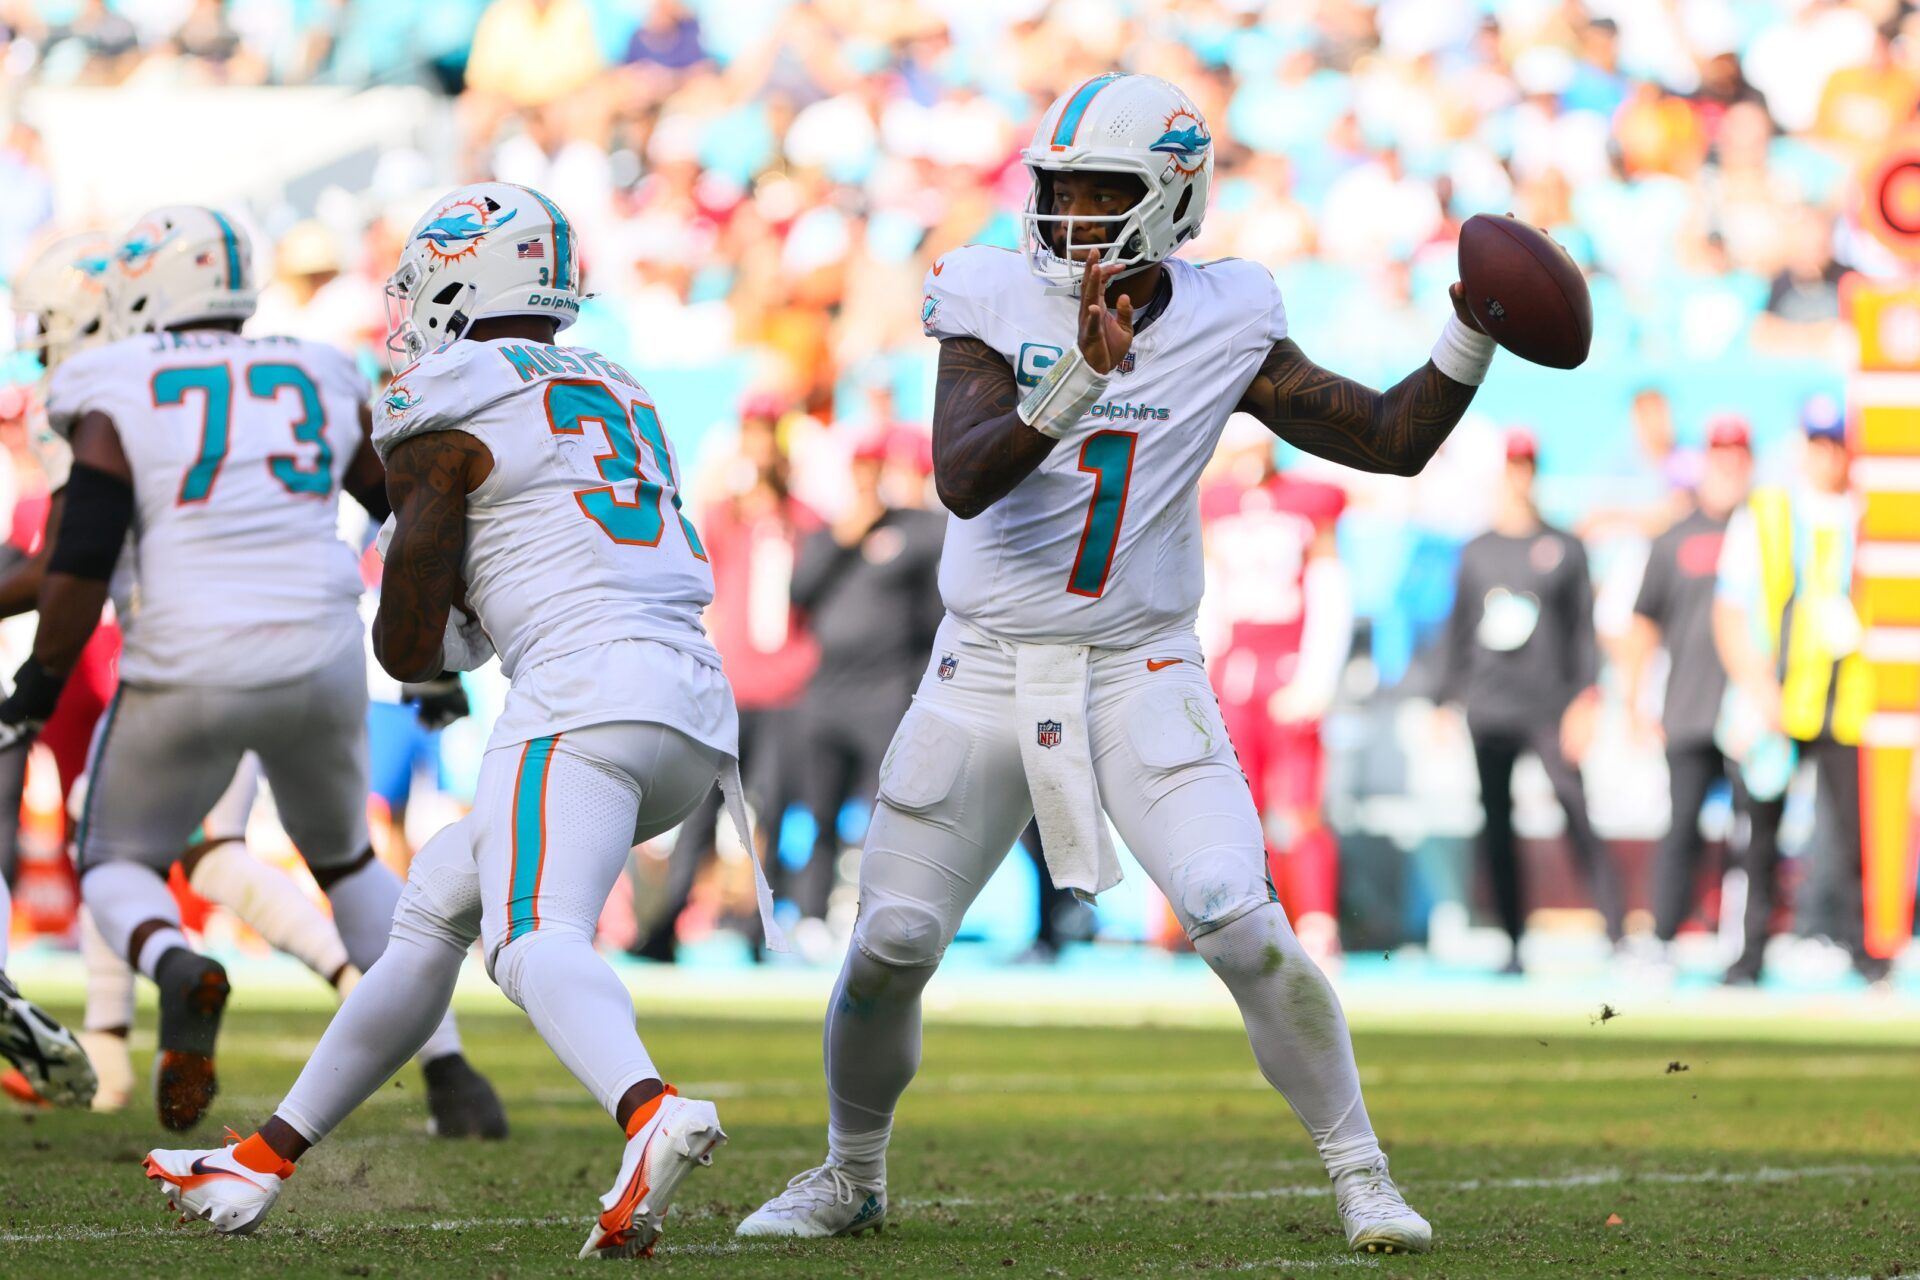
1078,249,1135,375
1448,282,1487,334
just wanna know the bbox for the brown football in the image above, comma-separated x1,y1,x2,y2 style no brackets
1457,213,1592,370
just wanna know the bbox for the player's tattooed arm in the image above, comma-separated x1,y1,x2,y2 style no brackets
931,336,1058,519
1236,339,1479,477
343,404,392,521
374,429,491,683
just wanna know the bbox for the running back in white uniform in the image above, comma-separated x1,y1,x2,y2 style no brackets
374,337,733,758
922,245,1287,648
47,330,366,686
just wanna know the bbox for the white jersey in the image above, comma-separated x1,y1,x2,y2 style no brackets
373,338,730,753
45,330,367,686
921,246,1287,647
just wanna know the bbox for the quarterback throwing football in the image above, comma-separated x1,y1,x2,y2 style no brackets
740,74,1498,1256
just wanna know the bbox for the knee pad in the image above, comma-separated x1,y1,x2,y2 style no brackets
852,897,948,970
1194,900,1303,983
486,919,595,1006
392,861,482,955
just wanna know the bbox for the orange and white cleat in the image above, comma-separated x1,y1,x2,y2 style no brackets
578,1087,726,1260
143,1130,292,1236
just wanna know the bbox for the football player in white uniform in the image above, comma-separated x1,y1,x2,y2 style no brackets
0,232,108,1109
0,207,499,1134
739,75,1497,1256
1,237,434,1113
143,184,764,1259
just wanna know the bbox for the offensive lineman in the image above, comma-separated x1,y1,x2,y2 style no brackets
0,207,498,1133
739,74,1497,1256
1,236,476,1119
142,183,771,1259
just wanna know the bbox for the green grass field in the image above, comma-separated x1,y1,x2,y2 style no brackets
4,1000,1918,1279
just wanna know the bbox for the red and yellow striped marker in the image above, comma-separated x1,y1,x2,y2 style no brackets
1845,272,1920,960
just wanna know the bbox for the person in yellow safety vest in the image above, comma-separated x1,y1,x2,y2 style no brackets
1712,396,1888,985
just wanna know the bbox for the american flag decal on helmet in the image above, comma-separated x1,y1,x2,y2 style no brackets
516,239,544,259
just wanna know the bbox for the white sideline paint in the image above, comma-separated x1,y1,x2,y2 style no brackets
5,1162,1914,1247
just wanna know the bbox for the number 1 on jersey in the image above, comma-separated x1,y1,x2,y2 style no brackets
1067,430,1136,597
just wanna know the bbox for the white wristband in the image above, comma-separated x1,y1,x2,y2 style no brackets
1430,314,1497,386
1017,345,1109,439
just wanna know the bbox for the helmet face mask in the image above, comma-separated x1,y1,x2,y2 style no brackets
1026,168,1155,286
385,183,585,374
1020,73,1213,296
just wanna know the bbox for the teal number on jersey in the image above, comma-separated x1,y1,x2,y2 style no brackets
630,401,707,560
250,363,334,497
156,364,233,505
1066,430,1136,598
543,380,701,557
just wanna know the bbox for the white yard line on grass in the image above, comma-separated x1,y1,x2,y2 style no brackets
10,1162,1912,1247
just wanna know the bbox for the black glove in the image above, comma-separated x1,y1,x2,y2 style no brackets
402,672,469,731
0,656,66,751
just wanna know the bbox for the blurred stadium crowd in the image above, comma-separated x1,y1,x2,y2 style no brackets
2,0,1916,979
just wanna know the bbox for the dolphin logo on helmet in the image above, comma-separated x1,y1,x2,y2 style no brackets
13,231,117,373
385,183,586,372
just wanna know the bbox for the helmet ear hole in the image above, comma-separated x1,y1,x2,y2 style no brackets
1173,185,1193,227
431,283,463,306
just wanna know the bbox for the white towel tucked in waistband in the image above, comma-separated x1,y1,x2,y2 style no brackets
721,757,789,952
1013,642,1122,899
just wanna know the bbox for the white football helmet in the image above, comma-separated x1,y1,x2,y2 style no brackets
108,205,258,334
12,232,115,373
386,182,584,371
1021,73,1214,294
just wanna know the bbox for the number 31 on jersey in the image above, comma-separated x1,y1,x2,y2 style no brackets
543,379,705,559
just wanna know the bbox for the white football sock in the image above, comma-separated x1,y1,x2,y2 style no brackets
188,841,351,982
274,916,467,1144
318,855,404,972
821,942,936,1179
492,927,658,1119
828,1122,891,1188
1195,903,1384,1175
79,907,136,1033
82,861,186,980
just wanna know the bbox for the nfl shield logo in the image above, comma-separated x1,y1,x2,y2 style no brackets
1036,720,1063,749
1117,350,1135,375
937,652,957,682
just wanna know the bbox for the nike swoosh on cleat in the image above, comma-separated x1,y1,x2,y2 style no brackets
1145,658,1184,671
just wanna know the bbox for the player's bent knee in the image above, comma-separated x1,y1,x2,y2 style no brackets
853,898,949,970
391,880,479,954
1194,901,1305,981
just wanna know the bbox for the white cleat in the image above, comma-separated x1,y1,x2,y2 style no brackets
736,1162,887,1238
143,1134,290,1235
76,1030,134,1113
1335,1156,1432,1255
578,1090,726,1260
0,971,97,1109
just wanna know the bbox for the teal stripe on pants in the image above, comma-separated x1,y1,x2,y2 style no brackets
506,734,560,944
